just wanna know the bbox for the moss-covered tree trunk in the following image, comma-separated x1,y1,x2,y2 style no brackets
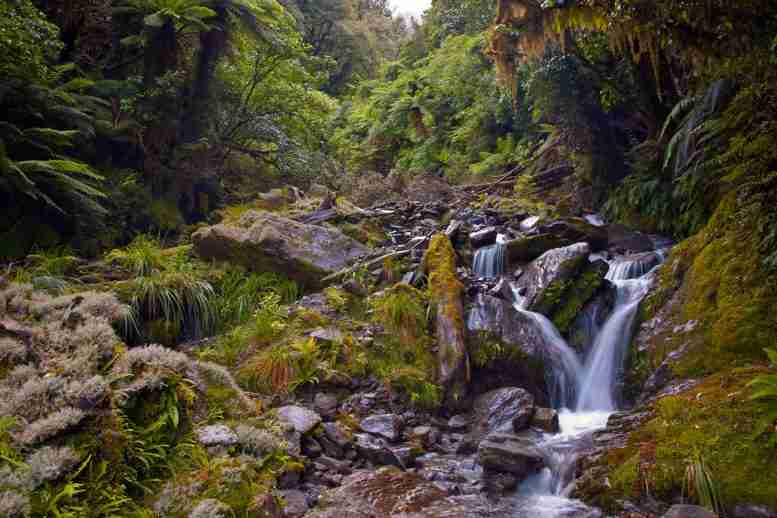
425,234,469,407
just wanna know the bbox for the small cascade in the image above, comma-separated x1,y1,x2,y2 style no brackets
508,250,667,517
575,276,652,411
472,238,507,279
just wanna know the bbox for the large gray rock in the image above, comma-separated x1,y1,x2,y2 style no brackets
353,433,404,467
196,424,238,447
276,406,322,435
472,387,535,437
360,414,402,442
467,294,547,357
477,433,544,477
192,211,369,287
303,466,511,518
469,227,497,248
661,505,716,518
530,407,560,433
512,242,591,311
280,489,309,517
314,393,339,419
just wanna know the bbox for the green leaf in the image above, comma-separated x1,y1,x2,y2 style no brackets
144,12,168,28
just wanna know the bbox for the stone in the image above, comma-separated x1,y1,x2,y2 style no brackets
447,415,470,432
530,407,560,433
192,210,369,287
352,433,402,467
469,227,498,248
196,425,238,447
322,422,351,448
731,504,777,518
309,328,344,343
477,432,544,477
472,387,535,437
280,489,309,518
314,393,339,419
607,223,655,254
360,414,401,442
316,455,352,475
661,505,717,518
189,498,232,517
302,436,322,458
511,242,591,311
302,466,511,518
276,406,322,435
410,426,438,448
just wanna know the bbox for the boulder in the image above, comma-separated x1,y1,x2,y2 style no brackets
477,433,544,477
192,211,369,287
472,387,535,437
512,242,591,311
314,393,339,419
303,466,510,518
606,251,662,280
607,223,655,254
353,433,403,467
360,413,402,442
322,422,351,449
537,218,608,251
196,424,238,447
506,234,570,264
661,505,717,518
276,406,322,435
280,489,309,517
425,234,469,406
469,227,498,248
530,407,560,433
731,504,777,518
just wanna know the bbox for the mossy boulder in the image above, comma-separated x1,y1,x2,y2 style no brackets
505,218,608,264
533,258,610,336
424,234,469,407
512,242,591,311
192,210,369,288
579,369,777,514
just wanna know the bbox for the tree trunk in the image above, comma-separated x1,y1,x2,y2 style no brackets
181,8,228,143
143,19,178,88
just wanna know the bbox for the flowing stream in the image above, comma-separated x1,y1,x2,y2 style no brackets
474,237,666,516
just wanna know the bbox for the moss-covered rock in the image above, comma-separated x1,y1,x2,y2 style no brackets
425,234,469,407
580,369,777,514
192,210,369,288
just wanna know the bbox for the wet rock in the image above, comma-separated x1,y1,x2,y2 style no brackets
568,280,617,352
314,393,339,419
410,426,439,448
608,224,655,254
472,387,535,437
196,424,238,447
277,406,322,435
302,437,323,458
482,470,519,494
606,251,662,280
661,505,716,518
303,466,509,517
322,422,351,448
415,453,483,495
512,242,591,311
731,504,777,518
360,413,401,442
353,433,402,467
192,211,369,287
506,234,571,263
280,489,309,517
469,227,498,248
530,407,560,433
537,218,608,251
316,455,353,475
477,432,544,477
447,415,470,432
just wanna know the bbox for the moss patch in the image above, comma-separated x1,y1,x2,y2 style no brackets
591,369,777,512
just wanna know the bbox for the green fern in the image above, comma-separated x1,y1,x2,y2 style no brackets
748,348,777,446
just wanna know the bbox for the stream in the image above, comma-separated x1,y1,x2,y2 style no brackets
474,236,667,517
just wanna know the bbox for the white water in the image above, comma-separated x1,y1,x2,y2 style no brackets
506,251,664,516
473,240,507,278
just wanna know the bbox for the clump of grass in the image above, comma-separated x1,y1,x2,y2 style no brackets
372,283,428,346
211,270,298,332
683,452,723,515
108,235,215,342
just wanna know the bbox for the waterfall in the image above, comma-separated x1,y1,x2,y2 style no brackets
509,250,665,515
575,277,651,411
473,241,506,278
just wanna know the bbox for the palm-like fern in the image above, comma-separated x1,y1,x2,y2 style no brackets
748,348,777,447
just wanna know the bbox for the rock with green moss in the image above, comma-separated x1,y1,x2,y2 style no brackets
192,210,369,288
424,234,469,407
512,242,591,312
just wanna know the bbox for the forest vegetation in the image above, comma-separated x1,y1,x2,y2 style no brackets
1,0,776,516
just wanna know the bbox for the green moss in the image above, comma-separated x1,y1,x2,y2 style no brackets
340,220,388,248
533,257,605,335
586,369,777,511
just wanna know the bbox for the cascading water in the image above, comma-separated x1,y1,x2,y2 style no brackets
473,239,507,279
507,250,666,517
